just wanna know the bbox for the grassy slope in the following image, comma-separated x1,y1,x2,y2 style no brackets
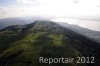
0,21,100,66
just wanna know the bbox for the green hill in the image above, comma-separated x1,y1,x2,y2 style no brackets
0,20,100,66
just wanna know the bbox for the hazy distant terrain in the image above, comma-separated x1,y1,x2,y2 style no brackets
0,17,51,29
0,20,100,66
0,18,27,29
58,22,100,43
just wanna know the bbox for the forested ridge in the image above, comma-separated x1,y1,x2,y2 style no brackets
0,20,100,66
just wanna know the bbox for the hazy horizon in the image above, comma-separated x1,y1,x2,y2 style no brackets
0,0,100,31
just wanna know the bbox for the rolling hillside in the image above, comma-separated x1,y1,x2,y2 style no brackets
0,20,100,66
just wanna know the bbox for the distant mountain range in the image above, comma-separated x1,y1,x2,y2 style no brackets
0,20,100,66
0,17,51,29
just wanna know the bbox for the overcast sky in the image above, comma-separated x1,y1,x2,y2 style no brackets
0,0,100,31
0,0,100,20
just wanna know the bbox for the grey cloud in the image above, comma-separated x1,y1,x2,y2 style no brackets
73,0,80,4
76,16,100,21
97,5,100,8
